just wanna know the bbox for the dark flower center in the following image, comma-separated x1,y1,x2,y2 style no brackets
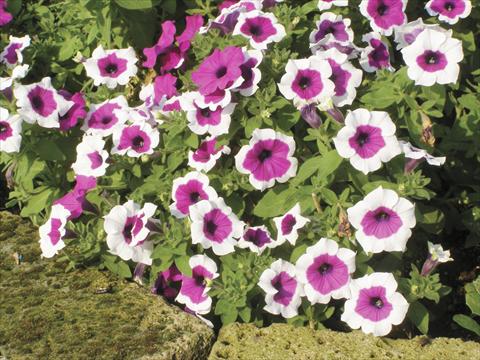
272,279,283,291
123,223,133,243
200,108,211,118
356,132,369,147
216,66,227,78
249,25,262,36
318,263,332,275
444,2,455,11
31,95,44,110
194,274,206,286
324,26,334,35
0,123,7,133
377,3,388,16
298,76,311,89
205,220,218,235
258,149,272,162
132,136,144,148
105,63,118,74
375,211,390,222
189,191,201,203
101,116,112,124
370,297,384,309
425,52,439,64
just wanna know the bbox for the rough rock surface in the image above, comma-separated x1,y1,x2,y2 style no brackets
209,323,480,360
0,211,215,360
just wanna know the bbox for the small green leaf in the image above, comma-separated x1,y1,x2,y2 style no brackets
408,301,429,334
114,0,160,10
103,255,132,279
253,186,297,218
292,150,342,186
453,314,480,336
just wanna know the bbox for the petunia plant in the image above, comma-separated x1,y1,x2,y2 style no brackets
1,0,479,340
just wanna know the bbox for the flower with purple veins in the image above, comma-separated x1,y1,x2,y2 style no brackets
360,0,407,36
233,48,263,97
425,0,471,25
233,10,286,50
273,203,310,246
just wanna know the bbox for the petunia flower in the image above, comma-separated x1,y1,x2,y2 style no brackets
39,204,71,258
0,64,29,91
0,107,22,153
84,45,138,89
0,0,12,26
58,90,86,131
189,198,244,256
13,77,74,128
310,12,353,45
296,238,356,304
401,28,463,87
52,175,97,221
318,0,348,11
191,46,245,96
359,0,407,36
311,34,360,60
71,134,109,177
278,56,335,109
111,120,160,158
347,186,416,253
143,20,179,70
140,73,178,108
152,264,183,300
194,89,234,111
233,10,286,50
238,225,276,254
341,272,409,336
82,96,129,136
176,254,219,314
400,140,446,173
233,48,263,97
421,241,453,276
273,203,310,246
393,18,447,50
319,48,363,107
235,128,298,191
258,259,304,318
203,1,262,35
333,108,401,174
359,32,394,73
425,0,472,25
103,200,157,265
188,136,231,173
170,171,219,219
0,35,30,67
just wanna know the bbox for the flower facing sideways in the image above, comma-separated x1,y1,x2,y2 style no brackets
39,204,71,258
71,134,109,177
347,186,416,253
188,136,231,173
296,238,356,304
359,32,394,73
309,12,354,46
0,35,30,67
273,203,310,246
0,107,22,153
258,259,304,318
341,272,409,336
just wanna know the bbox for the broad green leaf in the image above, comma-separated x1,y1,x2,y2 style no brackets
408,301,429,334
103,255,132,278
253,186,297,218
175,255,192,277
20,189,54,217
292,150,342,186
465,279,480,316
114,0,160,10
453,314,480,336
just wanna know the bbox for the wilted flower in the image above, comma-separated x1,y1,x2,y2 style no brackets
317,0,348,11
360,0,407,36
425,0,472,24
188,136,231,173
0,35,30,67
347,186,416,253
112,121,159,158
189,198,244,256
0,107,22,153
82,96,129,137
359,32,394,73
235,128,298,191
0,64,29,91
401,28,463,87
84,45,138,89
273,203,310,246
238,225,276,254
233,10,286,50
258,259,303,318
310,12,353,45
14,77,74,128
421,241,453,276
400,140,446,173
39,204,71,258
203,1,262,35
71,135,109,177
170,171,218,219
296,238,356,304
342,272,409,336
176,254,219,314
103,200,157,265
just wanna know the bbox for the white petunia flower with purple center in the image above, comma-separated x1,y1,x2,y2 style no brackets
319,48,363,107
333,108,401,175
202,1,262,35
71,135,109,177
359,0,407,36
188,136,231,173
238,225,276,254
278,56,335,109
233,48,263,97
425,0,471,25
176,254,219,314
170,171,218,219
258,259,303,318
233,10,286,50
0,35,30,67
180,91,236,136
318,0,348,11
347,186,416,253
39,204,71,258
189,198,244,256
310,12,353,46
296,238,356,304
393,18,447,50
401,28,463,87
341,272,409,336
112,120,159,158
104,200,157,265
82,96,129,137
0,64,29,91
273,203,310,246
13,77,74,128
235,128,298,191
0,107,22,153
84,45,138,89
359,32,394,73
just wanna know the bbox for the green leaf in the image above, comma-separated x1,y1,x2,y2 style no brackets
175,255,192,277
408,301,429,334
36,140,66,161
103,255,132,279
114,0,160,10
292,150,342,186
253,186,297,218
6,0,22,15
465,279,480,316
453,315,480,336
20,189,54,217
